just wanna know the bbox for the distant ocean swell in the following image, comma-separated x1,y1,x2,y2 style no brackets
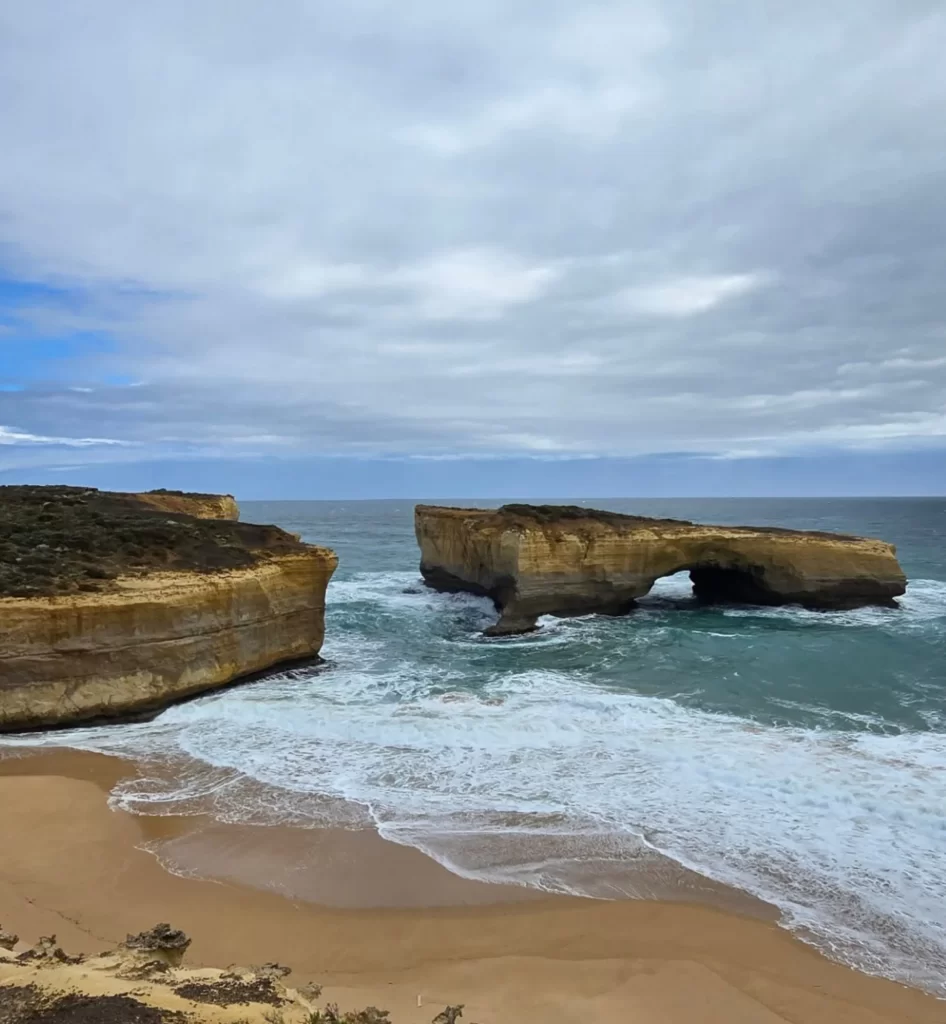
3,569,946,995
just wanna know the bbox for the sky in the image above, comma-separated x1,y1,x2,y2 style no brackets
1,1,945,498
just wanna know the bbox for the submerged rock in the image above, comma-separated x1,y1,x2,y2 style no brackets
415,503,907,635
0,486,337,730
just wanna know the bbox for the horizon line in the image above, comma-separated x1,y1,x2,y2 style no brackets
236,494,946,502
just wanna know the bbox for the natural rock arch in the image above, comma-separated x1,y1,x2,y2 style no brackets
638,555,797,607
415,504,906,635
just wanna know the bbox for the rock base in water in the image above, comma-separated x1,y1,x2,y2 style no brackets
415,503,907,635
0,486,337,730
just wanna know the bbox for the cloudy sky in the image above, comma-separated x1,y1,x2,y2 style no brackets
1,1,945,496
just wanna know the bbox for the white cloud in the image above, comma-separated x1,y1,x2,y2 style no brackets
486,432,579,452
404,6,667,154
704,447,781,460
257,262,373,300
614,273,772,317
392,248,559,320
838,355,946,375
0,425,131,447
406,83,646,155
0,2,945,467
255,248,557,320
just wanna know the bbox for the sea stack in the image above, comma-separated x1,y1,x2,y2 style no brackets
0,486,337,730
415,504,907,635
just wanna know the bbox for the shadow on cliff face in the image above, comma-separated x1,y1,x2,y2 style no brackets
0,486,304,599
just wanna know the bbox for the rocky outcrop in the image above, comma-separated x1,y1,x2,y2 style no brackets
1,925,448,1023
1,926,294,1020
0,485,261,599
415,504,907,635
131,489,239,520
0,550,336,730
123,923,192,968
0,486,336,730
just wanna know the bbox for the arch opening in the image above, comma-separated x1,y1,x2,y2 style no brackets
688,564,778,605
646,562,777,607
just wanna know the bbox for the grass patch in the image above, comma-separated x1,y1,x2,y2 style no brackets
0,486,305,598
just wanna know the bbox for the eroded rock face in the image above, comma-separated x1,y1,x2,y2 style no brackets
415,504,907,635
123,924,192,968
0,487,336,730
131,489,239,520
0,552,336,730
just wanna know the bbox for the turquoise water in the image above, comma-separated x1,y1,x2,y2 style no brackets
3,498,945,993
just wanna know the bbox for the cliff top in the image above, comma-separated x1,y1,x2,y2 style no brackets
416,503,867,543
144,487,234,500
0,485,303,598
498,503,692,529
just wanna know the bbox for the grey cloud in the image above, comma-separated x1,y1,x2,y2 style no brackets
1,1,945,467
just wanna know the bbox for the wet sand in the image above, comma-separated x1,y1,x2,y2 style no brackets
0,749,941,1023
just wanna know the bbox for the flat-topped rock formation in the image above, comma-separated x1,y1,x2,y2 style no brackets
130,487,239,520
0,486,336,730
415,504,907,635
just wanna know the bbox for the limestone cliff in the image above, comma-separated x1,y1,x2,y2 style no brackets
415,504,907,635
0,485,256,599
0,486,336,730
131,489,239,520
0,551,336,730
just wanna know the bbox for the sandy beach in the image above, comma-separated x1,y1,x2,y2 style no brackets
0,750,941,1023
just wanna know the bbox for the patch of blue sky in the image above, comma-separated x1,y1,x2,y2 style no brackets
0,330,118,383
0,274,121,385
0,277,75,304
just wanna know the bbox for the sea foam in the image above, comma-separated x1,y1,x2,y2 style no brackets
2,570,945,994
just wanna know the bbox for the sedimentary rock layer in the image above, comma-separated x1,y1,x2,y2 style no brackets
415,504,907,635
0,486,336,729
131,489,239,520
0,550,336,730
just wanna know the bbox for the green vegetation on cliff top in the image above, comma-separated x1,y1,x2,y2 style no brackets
0,485,302,599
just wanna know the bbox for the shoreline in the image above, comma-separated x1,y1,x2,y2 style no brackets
0,747,779,916
0,749,942,1022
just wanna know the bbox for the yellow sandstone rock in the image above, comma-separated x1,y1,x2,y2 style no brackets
0,488,336,730
415,504,907,635
0,552,337,730
131,489,240,520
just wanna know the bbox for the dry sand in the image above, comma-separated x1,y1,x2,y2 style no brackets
0,750,941,1023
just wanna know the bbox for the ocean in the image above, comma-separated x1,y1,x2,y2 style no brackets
3,498,945,994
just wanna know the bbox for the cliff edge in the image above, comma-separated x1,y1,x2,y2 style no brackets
0,486,336,730
131,488,239,520
415,504,907,635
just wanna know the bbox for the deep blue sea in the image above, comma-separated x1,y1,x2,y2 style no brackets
3,498,945,993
